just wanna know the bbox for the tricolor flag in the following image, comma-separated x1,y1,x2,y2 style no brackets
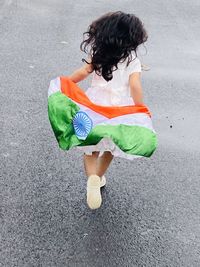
48,77,157,158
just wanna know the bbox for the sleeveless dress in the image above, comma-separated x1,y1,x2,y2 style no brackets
48,56,157,160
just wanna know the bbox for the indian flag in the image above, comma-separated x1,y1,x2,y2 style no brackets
48,77,157,158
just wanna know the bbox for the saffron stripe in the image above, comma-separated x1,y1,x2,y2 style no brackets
60,76,151,118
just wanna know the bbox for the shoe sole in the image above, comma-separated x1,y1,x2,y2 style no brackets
87,175,102,210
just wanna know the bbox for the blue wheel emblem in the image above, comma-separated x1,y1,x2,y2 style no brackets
72,111,93,140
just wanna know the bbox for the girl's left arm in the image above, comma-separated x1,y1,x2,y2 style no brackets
129,72,144,105
69,63,93,83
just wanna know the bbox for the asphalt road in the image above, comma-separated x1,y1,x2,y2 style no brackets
1,0,200,266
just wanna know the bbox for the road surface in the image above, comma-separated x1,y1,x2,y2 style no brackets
1,0,200,266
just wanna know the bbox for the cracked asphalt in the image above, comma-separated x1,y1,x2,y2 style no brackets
0,0,200,266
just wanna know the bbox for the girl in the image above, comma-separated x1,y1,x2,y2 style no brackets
48,11,157,210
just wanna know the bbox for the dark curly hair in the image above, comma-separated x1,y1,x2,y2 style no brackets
80,11,148,81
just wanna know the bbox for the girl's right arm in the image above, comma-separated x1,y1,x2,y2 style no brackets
69,63,93,83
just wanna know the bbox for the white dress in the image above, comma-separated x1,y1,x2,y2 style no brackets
78,55,142,159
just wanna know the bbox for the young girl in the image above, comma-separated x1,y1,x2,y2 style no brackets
48,11,157,210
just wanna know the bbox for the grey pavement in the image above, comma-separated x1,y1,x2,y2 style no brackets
0,0,200,266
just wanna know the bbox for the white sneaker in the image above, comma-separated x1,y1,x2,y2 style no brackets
87,175,102,210
100,175,106,187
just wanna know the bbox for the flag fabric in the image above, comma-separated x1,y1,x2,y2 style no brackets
48,77,157,159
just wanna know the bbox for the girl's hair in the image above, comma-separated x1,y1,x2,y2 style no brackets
80,11,148,81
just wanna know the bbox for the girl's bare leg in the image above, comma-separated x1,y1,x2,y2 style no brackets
84,152,102,209
84,151,113,209
83,152,99,177
96,151,114,177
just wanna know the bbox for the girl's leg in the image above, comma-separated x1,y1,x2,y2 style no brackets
84,151,113,209
84,152,102,209
83,151,99,176
96,151,114,177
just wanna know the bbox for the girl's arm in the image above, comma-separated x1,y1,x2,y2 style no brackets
129,72,144,105
69,63,93,83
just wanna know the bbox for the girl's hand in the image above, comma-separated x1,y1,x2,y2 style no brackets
129,72,144,105
69,61,93,83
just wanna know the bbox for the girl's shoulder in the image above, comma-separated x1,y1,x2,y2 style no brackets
118,54,142,75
